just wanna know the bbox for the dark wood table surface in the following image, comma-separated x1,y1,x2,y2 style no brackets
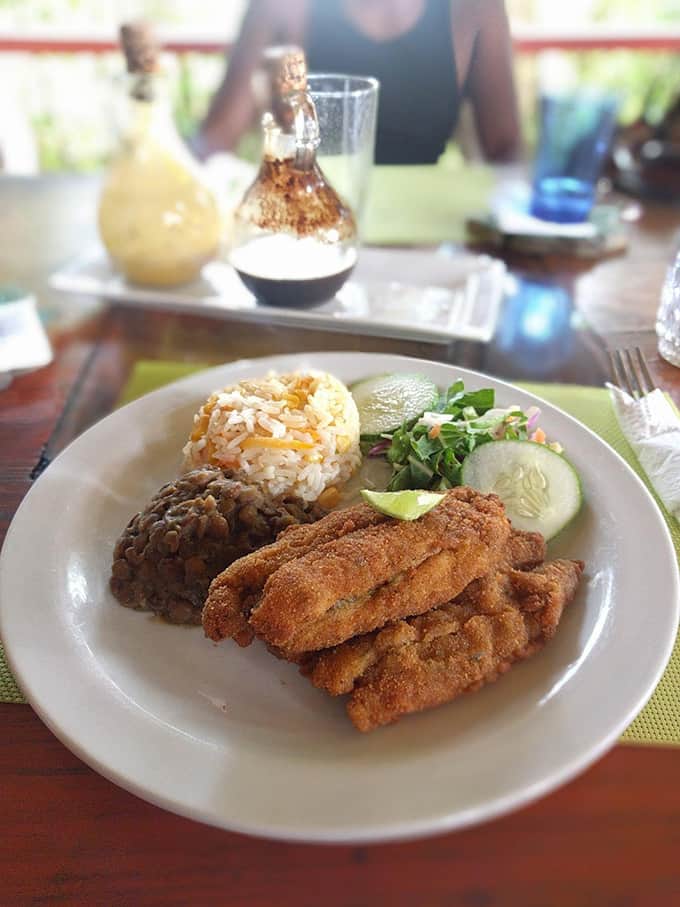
2,174,680,906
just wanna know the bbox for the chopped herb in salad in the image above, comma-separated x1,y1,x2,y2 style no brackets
364,379,562,493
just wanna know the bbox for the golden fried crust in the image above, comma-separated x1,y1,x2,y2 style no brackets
202,502,387,643
202,487,508,647
505,529,546,571
249,490,511,655
268,537,505,657
302,529,546,694
347,609,533,732
306,558,584,731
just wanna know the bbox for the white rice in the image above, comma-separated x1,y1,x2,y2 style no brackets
182,370,361,502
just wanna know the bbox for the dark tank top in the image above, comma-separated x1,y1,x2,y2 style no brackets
305,0,460,164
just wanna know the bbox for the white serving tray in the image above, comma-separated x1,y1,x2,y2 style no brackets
50,245,506,344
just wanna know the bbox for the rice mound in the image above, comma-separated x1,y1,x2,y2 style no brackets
182,370,361,502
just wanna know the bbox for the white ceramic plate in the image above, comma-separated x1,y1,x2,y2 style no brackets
1,352,677,843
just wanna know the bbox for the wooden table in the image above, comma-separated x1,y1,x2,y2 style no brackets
2,174,680,906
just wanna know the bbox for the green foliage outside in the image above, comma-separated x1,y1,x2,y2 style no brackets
0,0,678,171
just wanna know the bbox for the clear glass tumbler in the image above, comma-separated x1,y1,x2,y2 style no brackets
531,91,619,224
307,74,379,228
656,242,680,367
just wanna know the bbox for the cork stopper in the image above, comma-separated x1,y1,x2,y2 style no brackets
261,45,309,135
263,45,307,99
120,21,159,74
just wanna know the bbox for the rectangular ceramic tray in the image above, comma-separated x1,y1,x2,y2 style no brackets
50,246,506,345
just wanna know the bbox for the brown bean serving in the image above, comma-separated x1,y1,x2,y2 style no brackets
109,467,325,625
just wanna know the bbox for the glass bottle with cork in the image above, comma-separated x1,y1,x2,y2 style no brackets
229,46,358,308
98,21,221,287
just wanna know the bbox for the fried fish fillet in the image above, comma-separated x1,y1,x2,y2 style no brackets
302,529,546,693
202,487,511,656
303,556,584,732
203,501,388,645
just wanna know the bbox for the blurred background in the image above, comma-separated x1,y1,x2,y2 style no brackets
1,0,678,174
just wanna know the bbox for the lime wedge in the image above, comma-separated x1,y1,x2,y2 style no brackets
361,489,446,521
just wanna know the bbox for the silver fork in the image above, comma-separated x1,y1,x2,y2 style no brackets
608,347,657,399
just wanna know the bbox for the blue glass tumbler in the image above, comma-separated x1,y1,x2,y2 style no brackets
531,92,619,224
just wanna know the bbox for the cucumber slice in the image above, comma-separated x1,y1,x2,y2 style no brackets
350,373,439,437
461,440,582,540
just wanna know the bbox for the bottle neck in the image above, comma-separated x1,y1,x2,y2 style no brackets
263,88,320,170
117,74,182,151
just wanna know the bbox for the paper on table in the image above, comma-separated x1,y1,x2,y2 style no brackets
490,179,597,239
608,384,680,522
493,206,597,239
489,178,598,240
0,292,52,376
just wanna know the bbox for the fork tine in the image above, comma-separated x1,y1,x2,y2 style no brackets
624,349,644,399
634,347,656,395
609,349,634,396
608,350,623,390
609,347,656,398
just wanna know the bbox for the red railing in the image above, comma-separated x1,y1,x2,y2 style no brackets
0,27,679,55
513,25,680,52
0,36,230,54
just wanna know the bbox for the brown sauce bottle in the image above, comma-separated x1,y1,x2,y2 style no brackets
229,46,358,308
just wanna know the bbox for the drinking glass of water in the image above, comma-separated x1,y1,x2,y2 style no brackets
657,242,680,367
530,91,619,224
308,74,379,228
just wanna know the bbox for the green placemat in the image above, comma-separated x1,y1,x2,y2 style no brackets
0,641,24,703
363,156,495,245
3,362,679,748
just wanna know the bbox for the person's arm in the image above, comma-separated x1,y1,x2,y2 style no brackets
195,0,305,159
464,0,521,162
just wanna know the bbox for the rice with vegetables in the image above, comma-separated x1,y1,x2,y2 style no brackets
182,370,361,503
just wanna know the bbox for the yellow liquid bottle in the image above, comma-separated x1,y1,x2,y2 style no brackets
98,23,220,287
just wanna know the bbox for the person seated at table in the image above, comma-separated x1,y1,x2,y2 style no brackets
196,0,520,165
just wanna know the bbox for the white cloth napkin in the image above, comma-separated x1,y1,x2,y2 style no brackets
608,384,680,521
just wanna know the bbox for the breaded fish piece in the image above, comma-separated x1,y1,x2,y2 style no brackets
302,529,546,693
304,558,584,732
202,487,509,650
203,501,388,645
249,488,511,657
498,527,546,572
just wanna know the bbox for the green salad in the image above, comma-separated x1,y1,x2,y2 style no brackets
363,378,560,492
352,373,580,540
